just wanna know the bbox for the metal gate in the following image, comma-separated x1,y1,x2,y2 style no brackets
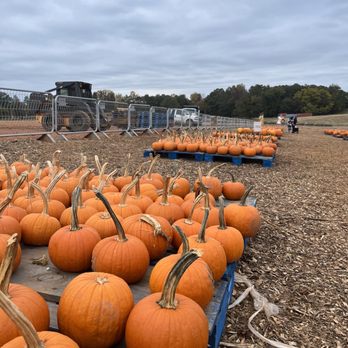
127,104,151,136
97,100,129,133
149,106,167,133
0,87,54,138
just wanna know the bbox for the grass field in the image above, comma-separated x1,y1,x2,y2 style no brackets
264,113,348,127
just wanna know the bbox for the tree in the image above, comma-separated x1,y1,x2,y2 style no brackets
294,87,334,115
92,90,116,101
328,84,348,113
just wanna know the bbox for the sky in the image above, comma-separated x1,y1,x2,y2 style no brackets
1,0,348,96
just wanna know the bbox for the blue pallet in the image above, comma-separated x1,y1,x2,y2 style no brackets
144,149,205,161
144,149,274,167
204,153,275,167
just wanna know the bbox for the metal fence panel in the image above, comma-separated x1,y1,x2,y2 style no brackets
0,87,54,137
128,104,151,134
167,108,182,129
98,100,129,132
150,106,168,130
55,95,98,133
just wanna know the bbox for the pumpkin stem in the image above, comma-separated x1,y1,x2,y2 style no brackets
26,171,41,199
98,162,108,183
124,153,131,176
78,169,94,207
0,234,19,295
160,177,170,205
157,250,201,309
196,208,209,243
106,169,118,185
168,169,183,195
218,196,227,230
239,186,253,206
52,150,62,171
228,173,236,182
207,163,225,177
140,214,170,241
94,190,128,242
172,225,189,254
45,170,66,200
31,183,49,215
70,186,82,231
147,154,160,179
94,155,102,174
0,172,28,216
0,287,45,348
185,192,205,224
119,177,138,206
96,276,109,285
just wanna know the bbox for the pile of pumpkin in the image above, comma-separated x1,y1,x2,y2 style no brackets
324,129,348,138
0,152,261,348
152,130,278,157
236,127,283,137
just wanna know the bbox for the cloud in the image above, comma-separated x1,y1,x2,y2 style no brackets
1,0,348,96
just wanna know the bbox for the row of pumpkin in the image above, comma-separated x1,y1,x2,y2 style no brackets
151,131,278,157
0,151,261,347
323,128,348,137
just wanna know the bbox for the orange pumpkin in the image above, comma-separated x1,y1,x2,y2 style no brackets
149,226,214,308
224,186,261,238
58,272,134,348
91,190,149,283
222,174,246,201
48,186,101,272
125,251,208,348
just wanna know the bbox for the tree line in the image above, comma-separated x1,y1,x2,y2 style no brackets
86,83,346,118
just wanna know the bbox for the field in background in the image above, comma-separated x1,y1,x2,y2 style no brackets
264,113,348,127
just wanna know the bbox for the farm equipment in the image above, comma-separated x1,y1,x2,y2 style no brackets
35,81,112,132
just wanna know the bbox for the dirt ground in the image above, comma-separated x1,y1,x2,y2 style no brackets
0,127,347,347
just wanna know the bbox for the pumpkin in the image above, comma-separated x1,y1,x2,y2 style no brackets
0,234,21,272
91,190,149,283
171,194,202,249
155,171,184,206
171,177,190,198
140,155,164,189
58,272,134,348
122,213,173,260
125,175,153,212
20,183,61,245
193,164,224,199
114,154,133,190
0,234,50,346
262,146,275,157
243,146,257,157
179,209,226,281
224,186,261,238
60,169,98,226
111,177,142,218
206,197,244,263
222,173,246,201
27,170,66,220
146,177,184,224
150,226,214,308
0,173,28,242
48,186,101,272
56,164,86,197
125,250,209,348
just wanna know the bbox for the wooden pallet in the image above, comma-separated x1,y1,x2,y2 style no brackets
144,149,275,167
11,246,239,348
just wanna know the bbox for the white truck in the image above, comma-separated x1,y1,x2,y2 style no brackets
173,108,199,126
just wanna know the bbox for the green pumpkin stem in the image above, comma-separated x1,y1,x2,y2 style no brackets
70,186,81,231
218,196,227,230
0,173,28,216
0,286,45,347
173,225,189,254
157,250,200,309
239,186,253,206
196,208,209,243
94,190,128,242
0,234,19,295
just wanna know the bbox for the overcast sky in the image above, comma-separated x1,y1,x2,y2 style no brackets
1,0,347,96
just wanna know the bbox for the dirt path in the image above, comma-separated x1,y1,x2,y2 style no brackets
0,127,347,347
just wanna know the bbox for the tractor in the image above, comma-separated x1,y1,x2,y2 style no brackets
35,81,111,132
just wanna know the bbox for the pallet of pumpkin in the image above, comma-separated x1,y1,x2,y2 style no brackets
148,130,278,167
0,152,261,348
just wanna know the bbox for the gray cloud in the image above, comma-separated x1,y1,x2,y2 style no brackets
1,0,348,96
